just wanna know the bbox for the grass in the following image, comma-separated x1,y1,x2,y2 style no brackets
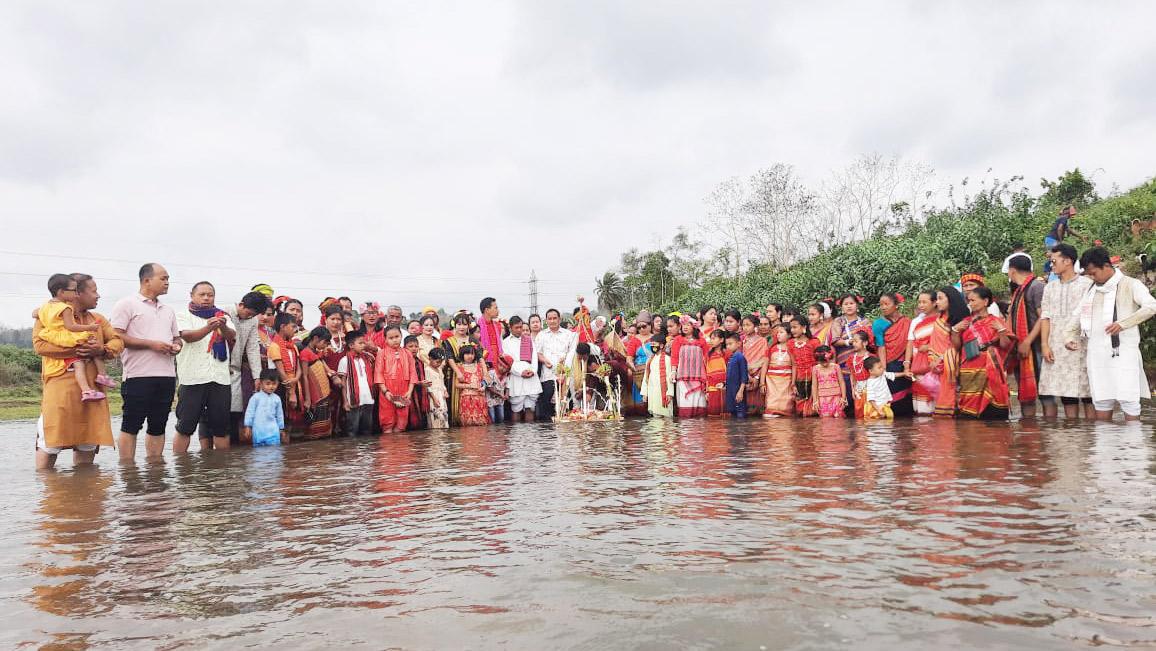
0,384,123,421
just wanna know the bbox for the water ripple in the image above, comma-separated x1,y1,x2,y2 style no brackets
0,417,1154,649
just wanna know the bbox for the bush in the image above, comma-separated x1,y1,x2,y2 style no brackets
0,360,37,386
0,345,40,374
668,185,1033,315
667,176,1156,317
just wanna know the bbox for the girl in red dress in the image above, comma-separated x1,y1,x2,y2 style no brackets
455,345,490,426
704,329,729,416
788,317,819,417
847,331,872,418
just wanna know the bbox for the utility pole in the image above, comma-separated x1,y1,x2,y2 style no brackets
528,270,538,315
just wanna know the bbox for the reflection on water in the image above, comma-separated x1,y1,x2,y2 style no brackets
1,417,1154,649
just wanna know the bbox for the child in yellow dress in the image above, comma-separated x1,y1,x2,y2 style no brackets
34,273,116,402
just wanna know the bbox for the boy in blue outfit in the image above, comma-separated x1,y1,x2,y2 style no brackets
724,332,748,418
244,369,287,446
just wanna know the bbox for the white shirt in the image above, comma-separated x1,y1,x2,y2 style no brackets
907,312,928,340
502,335,542,397
174,310,233,386
337,356,375,406
1001,251,1032,274
865,372,897,403
535,327,576,382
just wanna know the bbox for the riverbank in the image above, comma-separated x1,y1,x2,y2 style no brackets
0,386,122,421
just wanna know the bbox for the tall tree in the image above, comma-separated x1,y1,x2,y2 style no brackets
1040,168,1098,208
703,177,749,278
741,164,819,269
818,154,935,247
594,271,627,313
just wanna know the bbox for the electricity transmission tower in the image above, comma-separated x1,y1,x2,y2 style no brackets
528,270,538,315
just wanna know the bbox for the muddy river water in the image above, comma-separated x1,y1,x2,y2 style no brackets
1,416,1154,649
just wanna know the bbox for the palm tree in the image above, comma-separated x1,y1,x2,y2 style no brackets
594,272,627,313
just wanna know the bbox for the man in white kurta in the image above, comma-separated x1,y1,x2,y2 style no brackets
1064,248,1156,420
535,309,577,421
1038,243,1093,419
502,316,542,421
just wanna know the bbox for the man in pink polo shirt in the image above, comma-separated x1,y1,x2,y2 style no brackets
109,263,182,461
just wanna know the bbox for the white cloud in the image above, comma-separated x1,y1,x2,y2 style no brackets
1,0,1153,326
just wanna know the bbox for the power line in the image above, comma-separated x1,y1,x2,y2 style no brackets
0,249,571,284
0,270,587,298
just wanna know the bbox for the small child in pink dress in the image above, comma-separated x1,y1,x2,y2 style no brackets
811,345,846,418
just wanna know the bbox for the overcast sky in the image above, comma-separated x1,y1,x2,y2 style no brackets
2,1,1153,327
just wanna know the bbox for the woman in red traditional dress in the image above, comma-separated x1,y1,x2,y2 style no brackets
808,301,839,348
906,291,940,416
671,316,709,417
704,329,728,416
299,326,336,440
740,315,768,416
930,287,968,417
872,293,914,416
955,287,1012,420
699,306,720,341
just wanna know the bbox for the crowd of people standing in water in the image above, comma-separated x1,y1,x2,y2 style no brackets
29,242,1156,468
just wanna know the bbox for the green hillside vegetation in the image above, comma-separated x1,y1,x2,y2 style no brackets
664,170,1156,379
0,344,123,420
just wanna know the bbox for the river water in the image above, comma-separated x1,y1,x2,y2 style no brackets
1,416,1154,650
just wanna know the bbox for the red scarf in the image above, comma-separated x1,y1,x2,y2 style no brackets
883,315,911,364
655,355,670,407
479,318,503,366
272,335,298,373
1009,275,1039,401
519,334,534,363
850,352,869,381
188,303,228,361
